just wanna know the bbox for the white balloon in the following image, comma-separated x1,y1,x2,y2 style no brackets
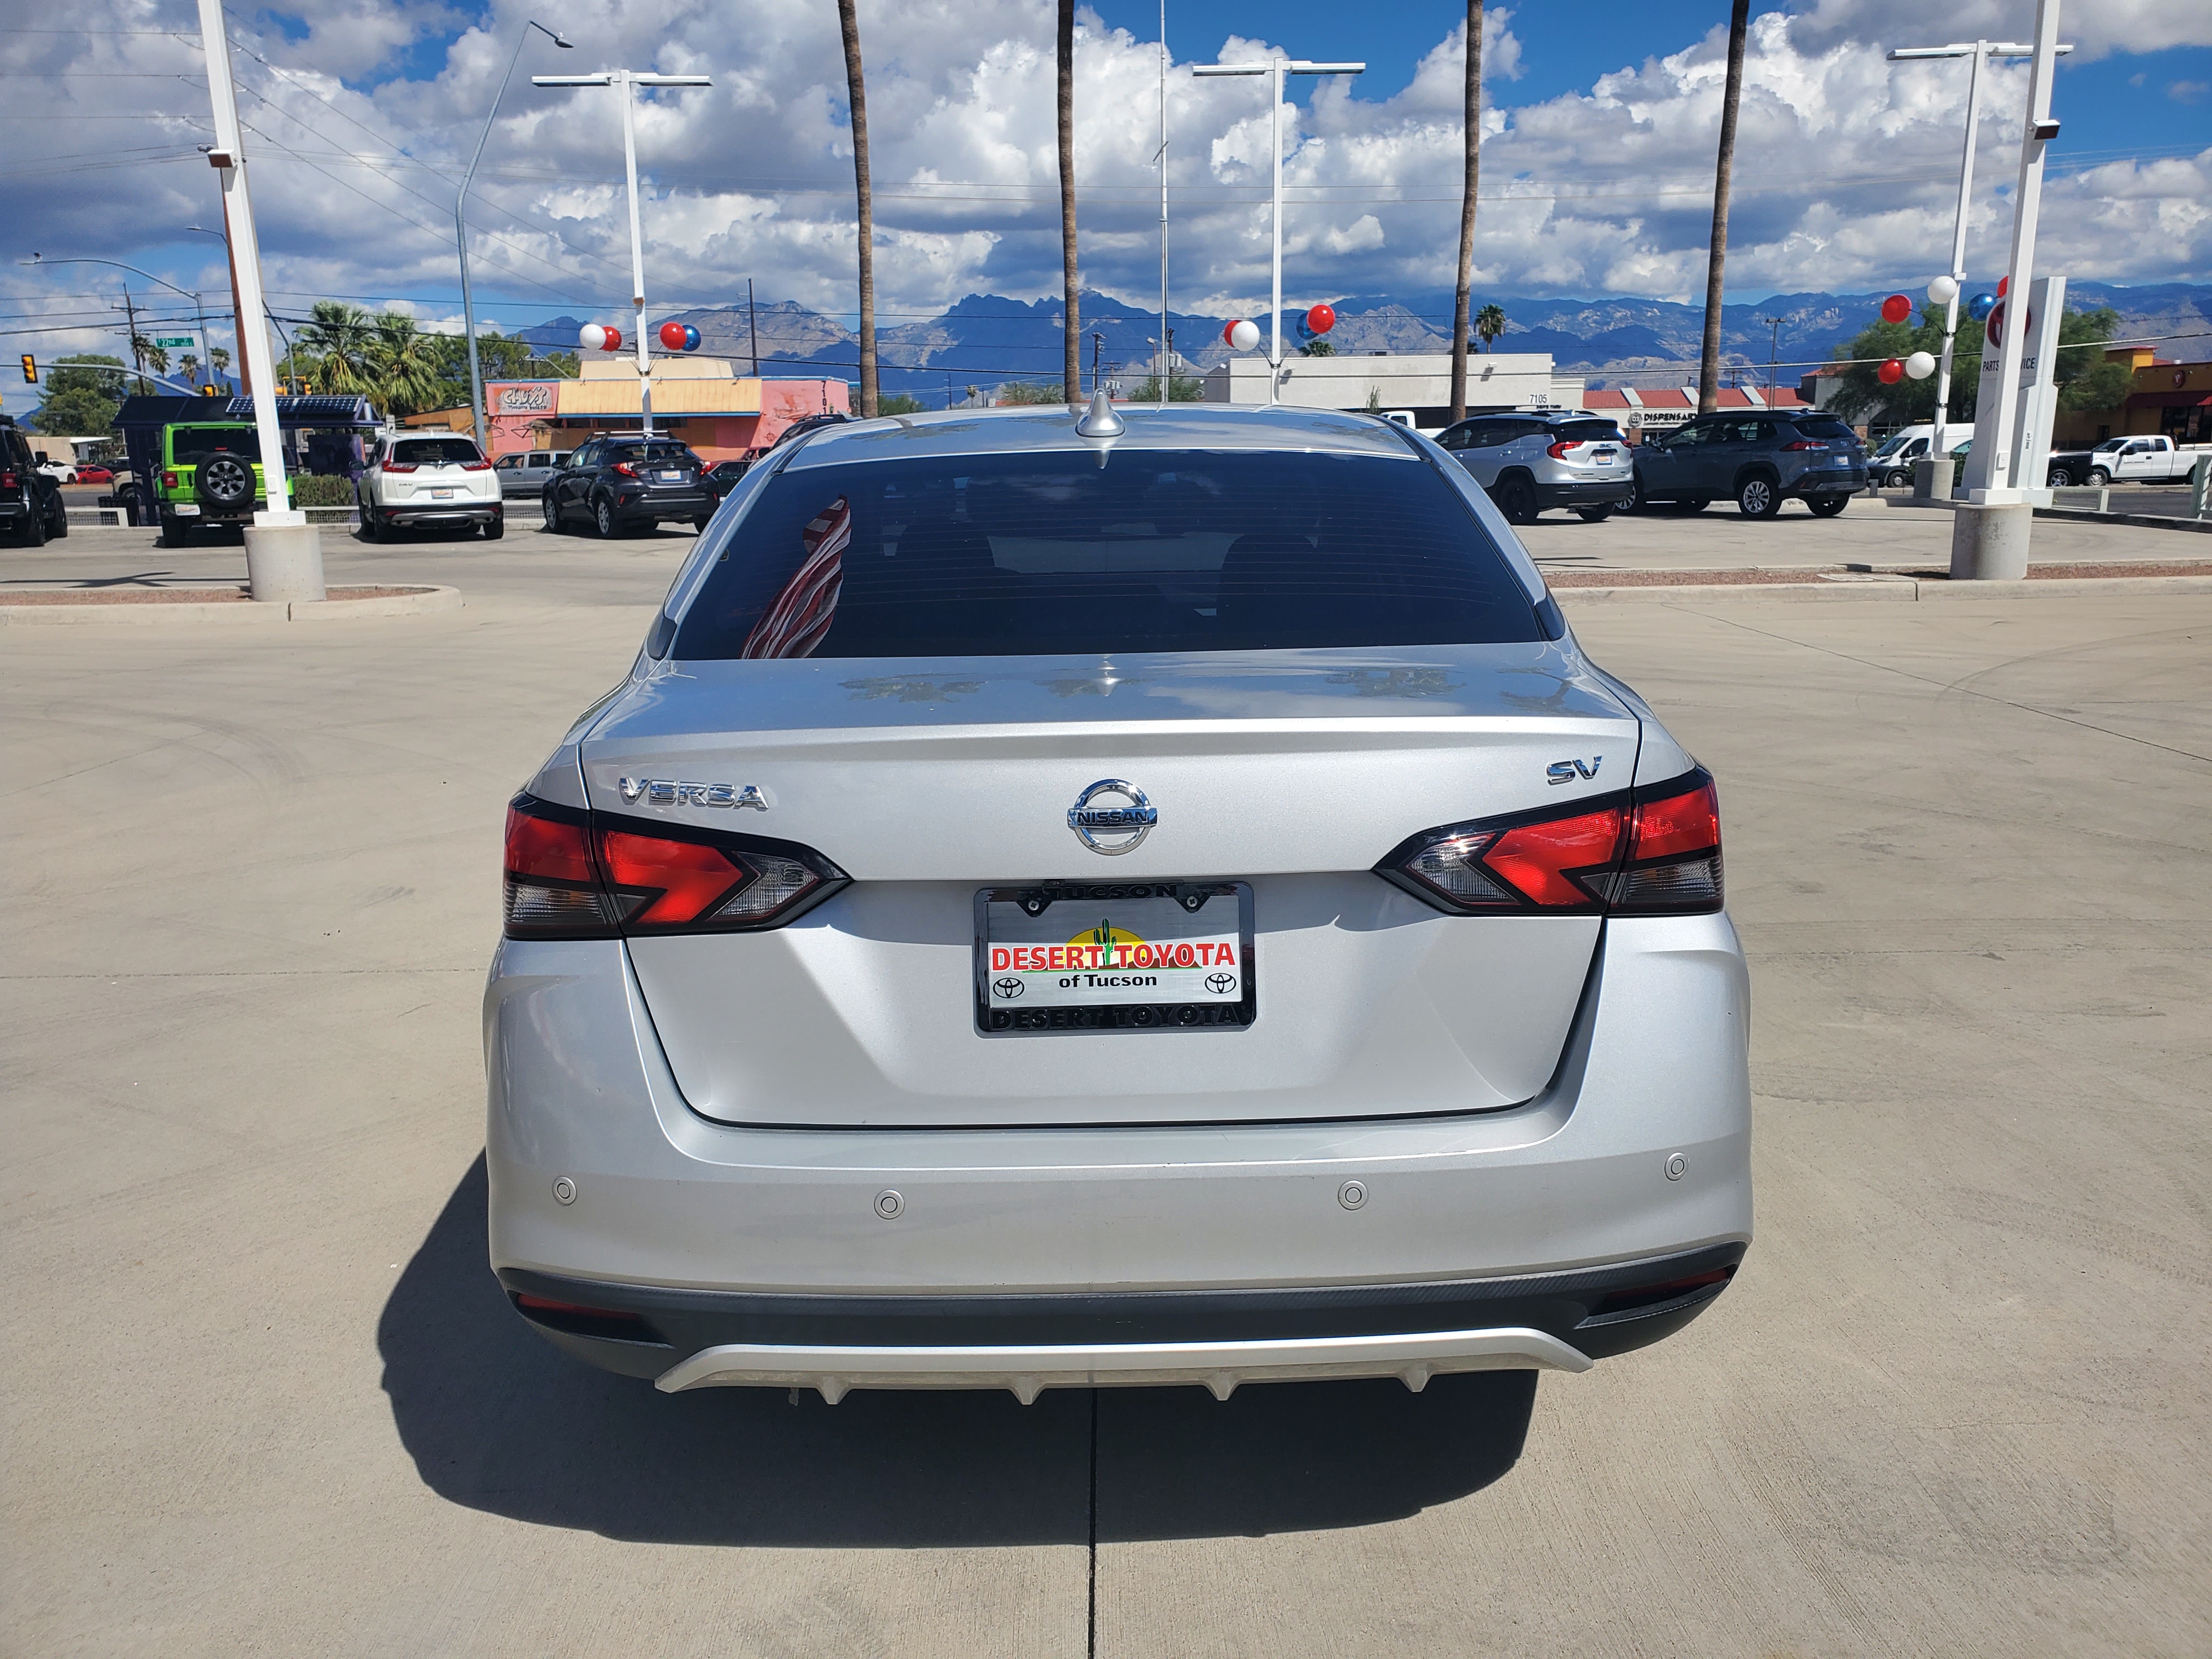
1904,351,1937,380
1927,275,1959,306
1228,318,1261,352
579,323,607,352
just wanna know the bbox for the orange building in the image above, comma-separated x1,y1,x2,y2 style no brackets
482,358,850,460
2053,347,2210,446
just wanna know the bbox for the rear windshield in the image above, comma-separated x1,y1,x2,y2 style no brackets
172,426,261,463
1553,419,1624,442
604,441,699,466
390,438,483,466
672,449,1542,659
1791,415,1858,442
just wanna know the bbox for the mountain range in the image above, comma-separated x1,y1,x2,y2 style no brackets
518,281,2211,403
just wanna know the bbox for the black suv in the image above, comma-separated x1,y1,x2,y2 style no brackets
1630,411,1867,518
1,415,69,545
542,436,713,537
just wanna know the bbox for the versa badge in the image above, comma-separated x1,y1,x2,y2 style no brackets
618,778,770,809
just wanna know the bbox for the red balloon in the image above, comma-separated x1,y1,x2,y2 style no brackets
1996,275,2008,297
602,326,622,352
1880,293,1912,324
1877,358,1904,385
659,320,689,350
1306,302,1336,335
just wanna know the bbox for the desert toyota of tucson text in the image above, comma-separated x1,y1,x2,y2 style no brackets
487,397,1752,1403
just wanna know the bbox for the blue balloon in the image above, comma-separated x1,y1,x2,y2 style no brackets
1966,291,1997,321
681,323,702,352
1294,313,1313,342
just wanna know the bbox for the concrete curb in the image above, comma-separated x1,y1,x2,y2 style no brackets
0,585,462,627
1555,574,2212,604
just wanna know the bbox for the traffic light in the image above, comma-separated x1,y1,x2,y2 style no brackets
201,385,219,397
19,355,34,385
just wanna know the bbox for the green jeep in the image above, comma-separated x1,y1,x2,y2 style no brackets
155,421,267,546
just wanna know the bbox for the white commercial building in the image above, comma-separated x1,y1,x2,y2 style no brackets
1202,352,1584,428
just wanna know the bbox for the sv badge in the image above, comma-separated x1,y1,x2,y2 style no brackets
617,777,770,810
1547,757,1601,786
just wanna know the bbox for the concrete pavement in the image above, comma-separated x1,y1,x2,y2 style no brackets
3,531,2208,1656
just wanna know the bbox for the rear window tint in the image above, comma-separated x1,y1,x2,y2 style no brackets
603,441,698,466
172,427,261,463
1554,419,1624,442
391,438,483,466
1791,415,1857,441
672,449,1543,660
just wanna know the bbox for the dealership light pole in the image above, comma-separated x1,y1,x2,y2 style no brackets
532,67,712,439
195,0,321,602
460,20,572,450
1887,37,2073,459
1193,55,1363,403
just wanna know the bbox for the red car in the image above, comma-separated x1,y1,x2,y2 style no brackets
74,463,114,485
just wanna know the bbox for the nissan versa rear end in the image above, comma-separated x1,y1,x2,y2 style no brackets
486,401,1751,1402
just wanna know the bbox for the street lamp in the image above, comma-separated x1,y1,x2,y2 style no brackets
1886,38,2073,458
461,20,571,450
1192,55,1363,404
1754,313,1783,404
20,254,204,395
532,68,712,439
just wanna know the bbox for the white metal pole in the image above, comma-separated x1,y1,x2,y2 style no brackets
195,0,292,521
619,73,656,439
1269,59,1284,403
1932,42,1986,460
1979,0,2061,498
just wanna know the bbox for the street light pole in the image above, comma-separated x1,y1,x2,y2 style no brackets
1194,56,1363,404
1755,313,1782,404
1887,38,2073,460
185,222,245,392
534,69,712,441
21,255,206,396
460,20,571,452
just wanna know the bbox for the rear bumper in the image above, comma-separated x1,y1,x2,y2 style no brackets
1534,479,1633,509
614,489,713,520
377,501,501,524
484,911,1753,1395
1786,469,1866,495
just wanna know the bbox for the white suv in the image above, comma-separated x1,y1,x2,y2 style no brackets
1436,413,1634,524
357,434,504,540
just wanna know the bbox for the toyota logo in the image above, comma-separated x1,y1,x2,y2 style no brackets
1205,973,1236,995
993,977,1024,1000
1066,779,1157,856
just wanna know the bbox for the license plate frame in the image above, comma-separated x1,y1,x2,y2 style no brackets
973,879,1256,1037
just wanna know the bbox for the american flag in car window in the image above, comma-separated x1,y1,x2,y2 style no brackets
741,495,849,659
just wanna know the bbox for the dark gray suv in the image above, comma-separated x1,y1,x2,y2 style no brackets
1,416,69,545
1631,412,1867,518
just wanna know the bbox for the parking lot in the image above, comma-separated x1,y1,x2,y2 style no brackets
5,513,2209,1655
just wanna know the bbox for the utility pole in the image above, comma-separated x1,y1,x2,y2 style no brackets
534,69,712,441
1158,0,1169,409
1194,55,1364,405
118,286,148,393
459,20,572,453
196,0,319,601
1886,38,2073,460
747,278,760,377
1756,313,1782,403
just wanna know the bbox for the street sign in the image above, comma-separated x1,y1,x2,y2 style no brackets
155,336,196,348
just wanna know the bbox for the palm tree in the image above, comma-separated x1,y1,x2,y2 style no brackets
297,301,376,396
1449,1,1483,421
1475,302,1506,353
367,313,443,416
1697,0,1750,414
837,0,878,417
1057,0,1080,404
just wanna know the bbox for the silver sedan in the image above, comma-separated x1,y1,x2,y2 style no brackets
486,399,1752,1403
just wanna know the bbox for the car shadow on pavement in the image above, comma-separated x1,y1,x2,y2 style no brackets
380,1157,1537,1547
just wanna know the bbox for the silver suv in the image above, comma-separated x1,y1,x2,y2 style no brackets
1435,411,1634,524
487,402,1751,1404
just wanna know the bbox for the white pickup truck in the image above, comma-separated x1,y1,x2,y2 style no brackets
2046,433,2210,487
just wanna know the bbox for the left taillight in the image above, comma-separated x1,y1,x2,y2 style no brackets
503,793,848,940
503,798,617,938
1376,768,1722,917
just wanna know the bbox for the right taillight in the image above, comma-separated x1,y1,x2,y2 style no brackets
1377,768,1721,917
503,794,848,940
